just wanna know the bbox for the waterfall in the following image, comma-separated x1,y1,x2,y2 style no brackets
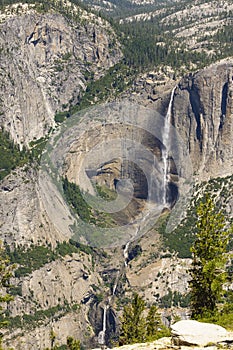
112,271,119,296
162,87,176,205
123,241,130,267
98,305,108,346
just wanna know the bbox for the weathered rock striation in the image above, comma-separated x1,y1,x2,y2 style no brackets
172,60,233,179
0,2,122,145
3,252,102,349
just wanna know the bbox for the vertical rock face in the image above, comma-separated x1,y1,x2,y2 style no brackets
3,252,102,349
173,61,233,179
0,3,122,145
0,167,68,247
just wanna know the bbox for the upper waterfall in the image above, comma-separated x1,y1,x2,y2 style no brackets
162,86,176,206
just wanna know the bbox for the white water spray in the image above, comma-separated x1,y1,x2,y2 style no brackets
162,87,176,205
112,271,119,296
98,305,108,347
123,241,130,267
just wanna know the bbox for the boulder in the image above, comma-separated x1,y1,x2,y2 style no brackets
171,320,233,346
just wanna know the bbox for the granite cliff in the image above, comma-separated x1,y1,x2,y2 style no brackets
0,1,122,145
0,2,232,349
173,61,233,179
121,60,233,180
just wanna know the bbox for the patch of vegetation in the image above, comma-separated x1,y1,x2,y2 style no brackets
94,293,104,303
159,290,190,308
6,240,93,278
63,176,94,223
119,293,170,346
44,335,82,350
69,239,94,256
0,125,56,181
189,194,232,319
116,295,131,310
159,212,197,258
0,0,87,13
54,111,70,123
116,20,212,71
62,176,116,228
7,245,57,278
7,285,22,296
2,303,80,331
95,184,117,201
198,312,233,332
29,132,53,161
0,130,30,181
158,175,233,258
201,24,233,60
157,213,195,258
0,242,17,348
197,291,233,330
55,241,79,257
69,62,136,115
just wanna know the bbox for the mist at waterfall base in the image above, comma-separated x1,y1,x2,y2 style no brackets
120,86,178,209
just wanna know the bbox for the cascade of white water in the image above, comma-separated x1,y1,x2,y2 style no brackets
112,271,119,296
123,241,130,267
98,305,108,346
162,87,176,205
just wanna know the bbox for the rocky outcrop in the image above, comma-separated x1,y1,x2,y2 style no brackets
0,2,122,145
120,59,233,181
92,332,233,350
9,252,99,315
171,320,233,347
0,166,68,246
127,251,191,304
4,308,94,350
172,60,233,179
2,251,103,349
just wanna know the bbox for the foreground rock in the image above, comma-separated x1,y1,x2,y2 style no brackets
93,338,171,350
92,334,233,349
171,320,233,346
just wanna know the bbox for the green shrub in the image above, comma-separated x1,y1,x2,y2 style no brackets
7,245,57,277
0,130,30,180
62,177,116,228
4,303,80,331
8,286,22,296
54,111,70,123
158,175,233,258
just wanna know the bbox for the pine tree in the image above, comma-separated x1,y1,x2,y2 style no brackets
146,305,161,339
67,336,81,350
189,195,232,318
146,304,170,341
119,293,146,345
